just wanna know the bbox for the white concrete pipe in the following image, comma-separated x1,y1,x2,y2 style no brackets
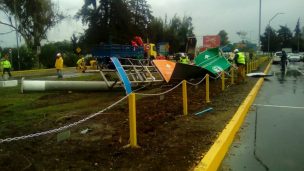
21,79,121,93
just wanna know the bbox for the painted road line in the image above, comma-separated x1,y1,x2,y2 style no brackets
296,69,304,75
194,59,272,171
253,104,304,109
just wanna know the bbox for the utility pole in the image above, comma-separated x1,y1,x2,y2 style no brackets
14,0,20,70
298,18,300,52
267,13,284,56
258,0,261,52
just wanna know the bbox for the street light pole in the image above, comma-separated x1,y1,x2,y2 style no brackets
267,12,284,56
258,0,261,52
14,0,20,70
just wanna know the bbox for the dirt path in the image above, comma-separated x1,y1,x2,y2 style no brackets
0,62,269,171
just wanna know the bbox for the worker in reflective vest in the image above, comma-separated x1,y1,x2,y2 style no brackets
1,54,12,78
179,54,190,64
76,56,86,72
234,49,246,83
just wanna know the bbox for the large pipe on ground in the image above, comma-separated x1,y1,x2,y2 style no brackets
21,79,122,93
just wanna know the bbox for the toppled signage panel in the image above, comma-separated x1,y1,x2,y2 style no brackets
194,47,231,75
153,60,176,82
110,57,132,94
153,60,208,83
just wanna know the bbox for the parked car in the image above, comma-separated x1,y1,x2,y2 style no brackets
299,52,304,61
272,51,282,64
288,54,301,62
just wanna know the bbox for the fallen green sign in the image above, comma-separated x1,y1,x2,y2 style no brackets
194,47,231,75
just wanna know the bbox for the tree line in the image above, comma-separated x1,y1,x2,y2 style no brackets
76,0,194,53
0,0,195,69
260,19,304,53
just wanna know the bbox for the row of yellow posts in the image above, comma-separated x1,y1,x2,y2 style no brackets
126,57,269,148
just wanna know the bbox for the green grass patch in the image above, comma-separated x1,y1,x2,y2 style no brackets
0,76,126,137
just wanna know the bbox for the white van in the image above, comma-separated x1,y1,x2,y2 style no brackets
273,52,282,64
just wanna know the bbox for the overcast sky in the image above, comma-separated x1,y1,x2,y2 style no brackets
1,0,304,47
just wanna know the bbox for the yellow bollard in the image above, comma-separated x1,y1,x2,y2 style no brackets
255,60,257,70
221,71,225,91
126,93,139,148
182,80,188,116
248,61,251,72
243,67,246,82
231,67,234,85
206,74,211,103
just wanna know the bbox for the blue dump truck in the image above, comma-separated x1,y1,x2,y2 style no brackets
91,44,144,58
91,44,145,68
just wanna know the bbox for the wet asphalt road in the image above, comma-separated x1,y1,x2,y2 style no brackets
220,62,304,171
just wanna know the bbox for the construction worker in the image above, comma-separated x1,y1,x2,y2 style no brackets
234,49,246,84
55,53,64,79
179,53,190,64
89,59,97,69
1,54,12,78
76,56,86,72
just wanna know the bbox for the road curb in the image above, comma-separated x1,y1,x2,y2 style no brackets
194,60,272,171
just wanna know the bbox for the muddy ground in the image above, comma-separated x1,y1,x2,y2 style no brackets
0,62,269,171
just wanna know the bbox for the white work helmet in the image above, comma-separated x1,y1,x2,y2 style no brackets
56,53,61,57
234,49,239,53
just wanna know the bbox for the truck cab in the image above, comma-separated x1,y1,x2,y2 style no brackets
144,43,157,59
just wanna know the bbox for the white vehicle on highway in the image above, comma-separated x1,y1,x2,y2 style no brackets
288,54,301,62
273,51,282,64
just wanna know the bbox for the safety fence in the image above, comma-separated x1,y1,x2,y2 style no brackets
0,57,269,146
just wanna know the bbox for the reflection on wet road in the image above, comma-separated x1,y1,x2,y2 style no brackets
220,62,304,171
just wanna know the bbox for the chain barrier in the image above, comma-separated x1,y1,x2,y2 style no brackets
224,71,231,78
186,75,207,86
0,95,129,144
133,84,150,92
135,81,183,96
210,74,221,80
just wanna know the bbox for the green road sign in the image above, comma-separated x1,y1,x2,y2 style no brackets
194,47,231,75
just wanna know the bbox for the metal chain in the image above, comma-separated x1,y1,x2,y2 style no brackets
224,71,231,78
0,95,129,144
186,75,207,86
210,74,221,80
135,81,183,96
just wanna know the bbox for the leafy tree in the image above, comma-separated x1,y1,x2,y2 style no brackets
17,46,35,70
0,0,64,68
260,26,280,52
128,0,153,38
277,25,293,49
177,16,194,52
218,30,230,46
292,18,302,52
71,33,79,54
147,17,165,43
77,0,134,45
2,46,34,70
40,41,78,68
77,0,195,54
0,0,64,50
162,15,194,53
